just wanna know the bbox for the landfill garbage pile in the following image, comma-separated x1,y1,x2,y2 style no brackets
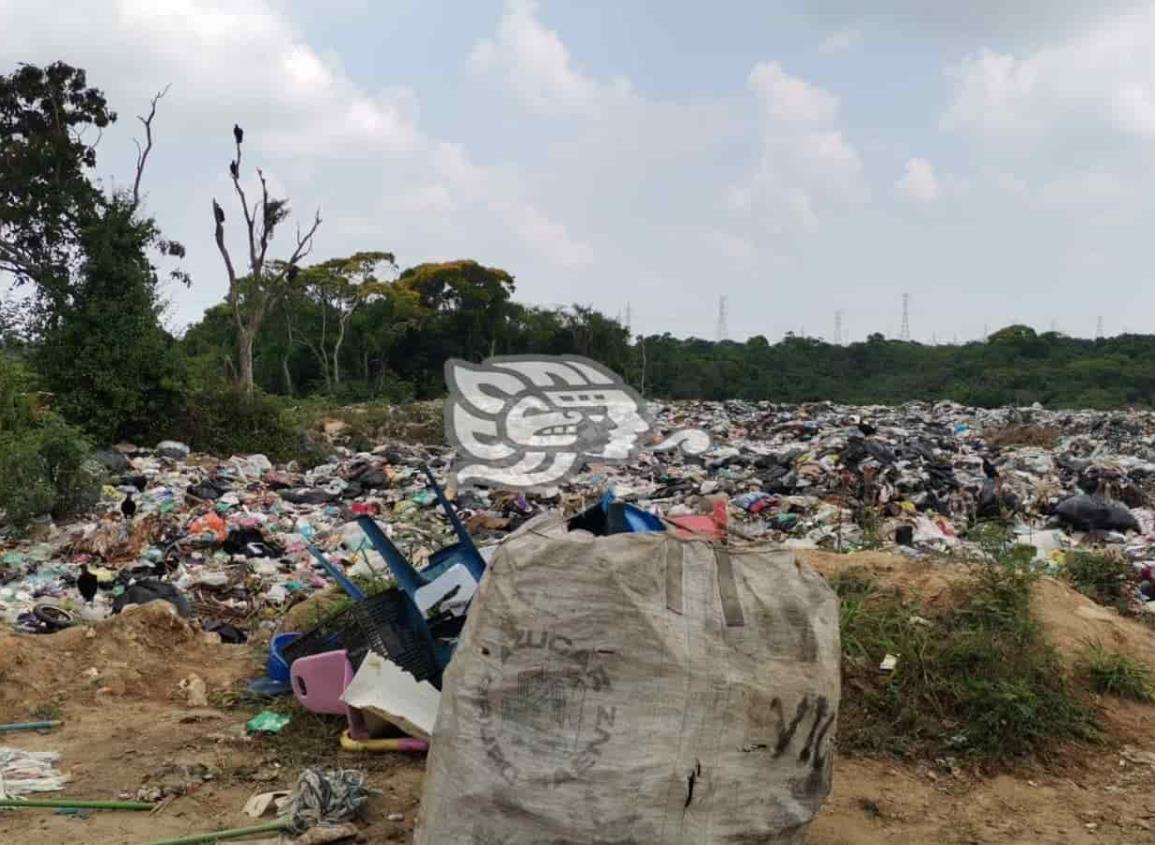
4,399,1155,635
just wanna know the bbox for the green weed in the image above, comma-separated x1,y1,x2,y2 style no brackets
831,560,1097,761
1083,644,1155,702
1062,551,1134,613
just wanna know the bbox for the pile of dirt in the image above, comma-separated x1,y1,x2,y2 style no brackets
0,602,252,722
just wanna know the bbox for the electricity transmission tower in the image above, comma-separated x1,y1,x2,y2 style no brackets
716,296,728,341
899,293,910,341
834,310,843,345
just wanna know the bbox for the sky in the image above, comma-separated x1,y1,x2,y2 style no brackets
3,0,1155,343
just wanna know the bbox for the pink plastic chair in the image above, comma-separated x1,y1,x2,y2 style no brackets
289,649,372,740
290,649,354,716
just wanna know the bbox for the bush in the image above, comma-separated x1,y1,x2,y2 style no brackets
1083,645,1155,701
36,197,187,444
0,355,101,529
168,388,305,461
832,561,1097,761
1062,551,1134,613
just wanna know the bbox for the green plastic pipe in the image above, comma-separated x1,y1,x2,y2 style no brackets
137,821,289,845
0,798,153,810
0,720,61,733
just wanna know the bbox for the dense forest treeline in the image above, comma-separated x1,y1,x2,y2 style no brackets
183,288,1155,411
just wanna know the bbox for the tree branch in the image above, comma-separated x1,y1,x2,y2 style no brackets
212,200,240,324
256,168,272,268
229,138,258,274
131,84,170,211
287,211,323,267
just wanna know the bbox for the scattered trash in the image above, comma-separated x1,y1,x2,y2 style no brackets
113,582,191,618
880,653,900,673
1054,494,1141,533
245,711,291,735
0,748,69,798
283,768,368,833
341,651,440,740
293,824,359,845
155,441,191,460
242,790,290,819
8,402,1155,644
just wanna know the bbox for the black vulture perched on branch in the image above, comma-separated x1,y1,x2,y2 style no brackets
233,123,244,144
212,199,225,224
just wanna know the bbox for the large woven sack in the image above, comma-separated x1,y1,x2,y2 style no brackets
415,514,840,844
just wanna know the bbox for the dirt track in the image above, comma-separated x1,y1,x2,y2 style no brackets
3,554,1155,844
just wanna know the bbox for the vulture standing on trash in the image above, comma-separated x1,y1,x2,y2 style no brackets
121,492,137,521
77,564,98,604
857,421,877,437
982,457,999,479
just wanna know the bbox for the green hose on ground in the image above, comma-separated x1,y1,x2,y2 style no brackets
136,821,289,845
0,798,153,810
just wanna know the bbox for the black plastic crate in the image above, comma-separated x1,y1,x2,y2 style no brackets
281,588,438,682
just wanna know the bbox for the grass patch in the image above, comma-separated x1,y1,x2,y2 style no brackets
832,561,1097,761
292,399,444,452
1082,644,1155,701
30,702,62,722
1061,551,1134,614
254,699,349,770
983,423,1060,449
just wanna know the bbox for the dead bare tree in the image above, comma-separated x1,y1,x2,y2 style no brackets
212,126,321,397
130,84,170,212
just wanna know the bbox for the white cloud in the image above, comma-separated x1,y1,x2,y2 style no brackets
896,158,941,202
819,29,861,55
749,61,838,124
725,62,864,240
467,0,630,118
942,10,1155,141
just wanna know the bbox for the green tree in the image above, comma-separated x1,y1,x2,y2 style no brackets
0,62,111,303
37,196,185,441
0,63,186,442
297,250,397,391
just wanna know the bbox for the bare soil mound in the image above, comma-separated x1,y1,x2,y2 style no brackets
0,602,252,722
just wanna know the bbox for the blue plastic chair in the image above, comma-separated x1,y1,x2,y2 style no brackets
354,465,486,596
349,465,487,671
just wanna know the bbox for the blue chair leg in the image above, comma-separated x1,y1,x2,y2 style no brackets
420,464,487,581
354,515,427,600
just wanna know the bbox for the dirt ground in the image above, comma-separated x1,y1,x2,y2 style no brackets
2,553,1155,844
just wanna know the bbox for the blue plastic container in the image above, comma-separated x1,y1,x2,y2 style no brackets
267,632,302,683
